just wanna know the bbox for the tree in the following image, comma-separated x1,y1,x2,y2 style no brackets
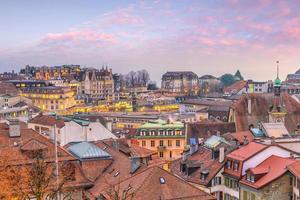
220,74,236,87
105,178,134,200
126,71,137,87
123,70,151,88
234,70,244,81
137,70,150,86
0,150,76,200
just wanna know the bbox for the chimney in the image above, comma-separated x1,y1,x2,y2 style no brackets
247,98,252,115
219,147,225,163
243,136,249,145
112,140,120,151
127,139,132,147
8,119,21,137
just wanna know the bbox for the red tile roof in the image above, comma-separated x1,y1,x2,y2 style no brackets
240,155,296,189
288,160,300,178
223,131,254,145
0,123,92,190
100,166,216,200
171,146,223,186
29,114,65,128
224,80,247,94
231,93,300,133
227,142,267,161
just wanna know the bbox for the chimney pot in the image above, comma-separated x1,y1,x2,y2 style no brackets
8,119,21,138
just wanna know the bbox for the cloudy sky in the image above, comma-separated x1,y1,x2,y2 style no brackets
1,0,300,82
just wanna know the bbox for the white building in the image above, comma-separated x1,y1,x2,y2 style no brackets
28,114,117,146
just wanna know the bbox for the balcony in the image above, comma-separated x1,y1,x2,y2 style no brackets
157,145,166,151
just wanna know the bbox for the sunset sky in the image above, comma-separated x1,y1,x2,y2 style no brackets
1,0,300,82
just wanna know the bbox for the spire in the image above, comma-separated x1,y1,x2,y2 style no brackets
274,61,281,87
276,61,279,79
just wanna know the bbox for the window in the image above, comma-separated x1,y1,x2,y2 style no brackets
176,140,180,147
159,140,164,146
169,151,172,158
227,160,232,169
247,173,255,183
233,161,239,171
151,140,155,147
213,177,221,185
225,177,229,187
142,141,146,147
159,151,164,158
167,140,172,147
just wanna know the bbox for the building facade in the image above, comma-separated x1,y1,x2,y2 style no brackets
77,68,114,101
20,86,77,111
134,119,186,161
161,71,199,95
34,65,81,80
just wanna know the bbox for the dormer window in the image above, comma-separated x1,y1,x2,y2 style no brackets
233,161,239,172
200,170,209,181
246,173,255,183
227,160,232,169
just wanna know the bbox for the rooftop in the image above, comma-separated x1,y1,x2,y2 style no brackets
101,166,215,200
68,142,112,160
139,119,184,129
227,142,267,161
240,155,296,189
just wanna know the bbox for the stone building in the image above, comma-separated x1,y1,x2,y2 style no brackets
161,71,199,95
239,155,295,200
77,67,114,102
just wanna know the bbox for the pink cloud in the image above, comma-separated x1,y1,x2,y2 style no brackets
248,23,273,33
41,30,116,45
104,9,144,25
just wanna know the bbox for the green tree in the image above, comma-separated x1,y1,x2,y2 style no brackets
234,70,244,81
220,74,236,87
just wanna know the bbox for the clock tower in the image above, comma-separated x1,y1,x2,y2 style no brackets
269,61,287,123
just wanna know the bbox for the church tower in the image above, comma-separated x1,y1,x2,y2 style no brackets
269,61,287,123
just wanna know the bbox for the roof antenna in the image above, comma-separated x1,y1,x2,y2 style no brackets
276,61,279,79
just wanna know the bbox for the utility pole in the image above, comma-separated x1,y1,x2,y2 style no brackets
54,124,60,200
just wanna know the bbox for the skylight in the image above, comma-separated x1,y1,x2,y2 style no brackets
159,177,166,184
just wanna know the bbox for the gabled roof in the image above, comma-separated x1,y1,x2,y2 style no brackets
224,80,247,94
20,138,48,151
102,166,215,200
226,142,267,161
68,142,111,160
171,146,224,186
288,160,300,178
29,114,65,128
240,155,296,189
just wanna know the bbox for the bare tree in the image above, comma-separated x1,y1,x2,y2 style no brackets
0,150,76,200
137,70,150,86
126,71,137,87
105,178,134,200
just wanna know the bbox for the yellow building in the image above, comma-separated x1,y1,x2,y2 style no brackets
135,119,186,161
21,86,77,111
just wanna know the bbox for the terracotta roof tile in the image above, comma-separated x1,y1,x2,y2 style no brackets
224,80,247,94
171,146,223,186
240,155,296,189
226,142,267,161
29,114,65,128
288,160,300,178
102,166,215,200
223,131,254,145
232,93,300,133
